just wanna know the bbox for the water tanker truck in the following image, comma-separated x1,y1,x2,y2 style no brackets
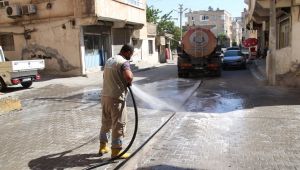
177,27,222,77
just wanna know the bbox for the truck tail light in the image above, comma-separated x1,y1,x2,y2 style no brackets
180,63,192,68
35,74,41,80
11,79,20,85
208,64,219,68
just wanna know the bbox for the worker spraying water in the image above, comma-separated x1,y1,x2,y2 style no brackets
99,44,134,159
88,44,197,170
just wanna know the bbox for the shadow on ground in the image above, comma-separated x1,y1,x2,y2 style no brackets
28,152,107,170
27,138,114,170
137,164,197,170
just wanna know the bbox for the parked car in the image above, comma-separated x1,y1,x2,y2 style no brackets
226,46,240,51
241,47,250,60
222,50,246,69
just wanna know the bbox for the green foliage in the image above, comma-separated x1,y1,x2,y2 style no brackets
217,33,230,48
146,6,180,50
232,42,237,46
146,5,161,24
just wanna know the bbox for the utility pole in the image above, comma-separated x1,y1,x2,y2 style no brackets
268,0,276,85
178,4,188,41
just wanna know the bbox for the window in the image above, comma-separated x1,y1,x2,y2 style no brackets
84,34,101,55
221,14,225,20
0,33,15,51
278,17,290,49
148,40,153,55
114,0,144,9
127,0,143,8
201,15,209,21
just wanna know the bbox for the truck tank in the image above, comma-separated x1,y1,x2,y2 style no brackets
177,27,221,78
182,27,217,58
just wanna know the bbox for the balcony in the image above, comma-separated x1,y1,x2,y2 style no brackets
147,22,157,36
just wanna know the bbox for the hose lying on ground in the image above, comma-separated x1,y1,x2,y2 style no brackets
84,86,138,170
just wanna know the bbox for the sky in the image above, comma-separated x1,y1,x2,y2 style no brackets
147,0,248,26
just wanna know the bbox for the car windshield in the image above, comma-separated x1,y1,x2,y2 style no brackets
224,50,242,57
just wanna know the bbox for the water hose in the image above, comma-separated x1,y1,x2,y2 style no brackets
84,86,138,170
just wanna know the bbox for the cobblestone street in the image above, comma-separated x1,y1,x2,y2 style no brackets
1,0,300,169
122,67,300,170
1,64,300,170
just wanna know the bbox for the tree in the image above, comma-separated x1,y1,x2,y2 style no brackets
146,6,161,24
217,33,230,48
146,6,180,50
232,41,237,47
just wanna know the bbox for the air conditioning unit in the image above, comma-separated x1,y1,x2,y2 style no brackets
5,5,22,18
0,1,9,8
22,4,37,15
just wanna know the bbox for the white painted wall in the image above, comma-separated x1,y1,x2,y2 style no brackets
275,47,292,74
275,7,300,75
95,0,146,38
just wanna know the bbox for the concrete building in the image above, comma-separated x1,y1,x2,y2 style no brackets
231,17,243,46
185,8,232,45
241,7,249,41
246,0,300,86
0,0,160,76
134,22,159,68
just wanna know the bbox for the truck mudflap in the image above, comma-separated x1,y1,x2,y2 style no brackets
178,64,221,77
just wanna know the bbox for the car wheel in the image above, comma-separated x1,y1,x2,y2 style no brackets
0,78,7,92
215,69,221,77
184,73,189,78
21,81,33,88
242,64,247,69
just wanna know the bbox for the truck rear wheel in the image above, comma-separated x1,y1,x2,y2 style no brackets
178,72,189,78
178,72,183,78
0,78,7,92
215,69,221,77
21,81,33,88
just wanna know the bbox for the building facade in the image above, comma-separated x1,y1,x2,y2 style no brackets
0,0,160,76
231,17,243,46
246,0,300,86
185,8,233,45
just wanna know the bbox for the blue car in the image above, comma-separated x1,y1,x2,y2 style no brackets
222,50,246,69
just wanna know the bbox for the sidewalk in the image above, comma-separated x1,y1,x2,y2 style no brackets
0,61,172,113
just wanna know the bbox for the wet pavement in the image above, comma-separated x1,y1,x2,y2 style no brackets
122,69,300,170
0,63,202,170
1,63,300,170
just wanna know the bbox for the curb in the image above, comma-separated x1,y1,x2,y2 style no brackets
0,64,165,115
0,97,22,114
